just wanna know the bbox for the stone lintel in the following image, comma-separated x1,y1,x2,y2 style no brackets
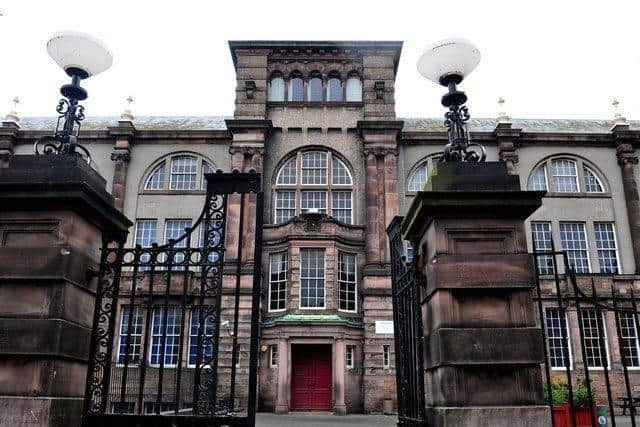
0,318,90,361
425,253,535,293
356,120,403,140
225,118,273,138
107,120,136,138
425,406,551,427
424,327,544,368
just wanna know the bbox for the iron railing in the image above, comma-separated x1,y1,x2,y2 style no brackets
82,171,264,427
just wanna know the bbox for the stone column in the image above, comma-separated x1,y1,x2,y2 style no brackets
613,124,640,273
108,121,135,213
364,150,381,264
495,121,521,174
333,338,347,415
275,337,290,414
0,155,131,427
402,162,549,427
383,150,399,262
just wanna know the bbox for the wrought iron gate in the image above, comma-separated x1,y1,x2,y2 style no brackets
534,242,640,427
82,171,264,427
387,217,427,427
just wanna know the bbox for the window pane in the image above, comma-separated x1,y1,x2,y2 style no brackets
268,76,285,102
332,191,352,224
201,161,214,190
559,222,590,273
346,76,362,102
529,166,548,191
552,159,579,192
308,77,323,101
301,191,327,213
594,222,619,274
289,77,304,101
170,156,198,190
269,252,288,311
332,158,352,185
151,306,182,366
189,307,214,366
580,309,608,368
339,252,357,311
545,308,571,368
276,158,297,185
300,249,325,308
327,77,342,101
408,163,429,192
584,166,604,192
618,312,640,367
301,152,327,185
145,163,165,190
135,219,157,267
531,222,554,275
118,306,144,364
275,190,296,224
165,219,192,268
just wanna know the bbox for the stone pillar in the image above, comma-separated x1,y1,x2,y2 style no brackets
0,155,131,427
401,162,549,427
383,150,399,262
364,150,381,264
613,123,640,273
0,121,18,167
495,121,521,174
108,121,135,213
275,337,290,414
333,338,347,415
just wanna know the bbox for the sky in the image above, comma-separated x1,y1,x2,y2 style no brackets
0,0,639,121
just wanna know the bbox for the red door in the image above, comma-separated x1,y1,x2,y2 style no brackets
291,345,332,410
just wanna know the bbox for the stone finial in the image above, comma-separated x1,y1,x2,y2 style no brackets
612,98,628,126
120,96,135,122
496,96,510,124
4,97,20,125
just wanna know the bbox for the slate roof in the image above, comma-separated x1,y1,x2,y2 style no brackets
14,116,640,133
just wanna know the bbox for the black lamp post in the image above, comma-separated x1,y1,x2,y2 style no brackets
34,31,113,164
417,38,486,162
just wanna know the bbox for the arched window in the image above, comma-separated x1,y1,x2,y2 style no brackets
308,73,323,102
288,73,304,102
528,157,607,194
268,74,285,101
142,154,216,191
327,74,342,102
346,74,362,102
273,150,354,225
145,162,165,190
407,156,438,192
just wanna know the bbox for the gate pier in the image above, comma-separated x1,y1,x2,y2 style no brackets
400,162,550,426
0,155,130,427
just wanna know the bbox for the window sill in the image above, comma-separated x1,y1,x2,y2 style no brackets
139,190,206,196
268,101,364,108
542,192,611,198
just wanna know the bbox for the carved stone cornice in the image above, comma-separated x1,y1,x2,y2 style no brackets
263,213,365,247
363,146,398,158
616,142,639,166
110,151,131,163
107,120,136,139
228,145,265,156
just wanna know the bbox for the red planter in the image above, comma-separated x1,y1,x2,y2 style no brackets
553,403,598,427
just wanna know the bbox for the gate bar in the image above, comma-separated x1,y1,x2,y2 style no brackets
229,193,245,411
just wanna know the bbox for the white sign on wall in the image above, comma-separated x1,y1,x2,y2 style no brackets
375,320,394,334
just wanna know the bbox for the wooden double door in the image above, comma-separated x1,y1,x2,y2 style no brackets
290,344,332,411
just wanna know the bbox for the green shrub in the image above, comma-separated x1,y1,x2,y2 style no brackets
543,378,594,407
573,378,594,407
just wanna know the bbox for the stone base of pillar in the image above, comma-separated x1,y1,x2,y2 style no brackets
334,403,347,415
274,404,289,414
426,406,551,427
0,396,83,427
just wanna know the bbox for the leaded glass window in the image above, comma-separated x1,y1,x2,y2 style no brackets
269,252,288,311
531,222,555,275
170,156,198,190
150,306,182,366
308,75,323,102
289,75,304,102
594,222,619,274
145,163,165,190
545,308,572,368
346,76,362,102
300,249,325,309
327,76,342,102
559,222,590,273
338,252,357,312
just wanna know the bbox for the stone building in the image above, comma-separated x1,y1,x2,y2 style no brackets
2,40,640,415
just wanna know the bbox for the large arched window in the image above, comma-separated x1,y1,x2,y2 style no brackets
407,156,439,192
288,72,304,102
345,74,362,102
528,157,606,194
308,72,323,102
268,73,285,101
273,150,354,224
327,73,343,102
143,154,216,191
